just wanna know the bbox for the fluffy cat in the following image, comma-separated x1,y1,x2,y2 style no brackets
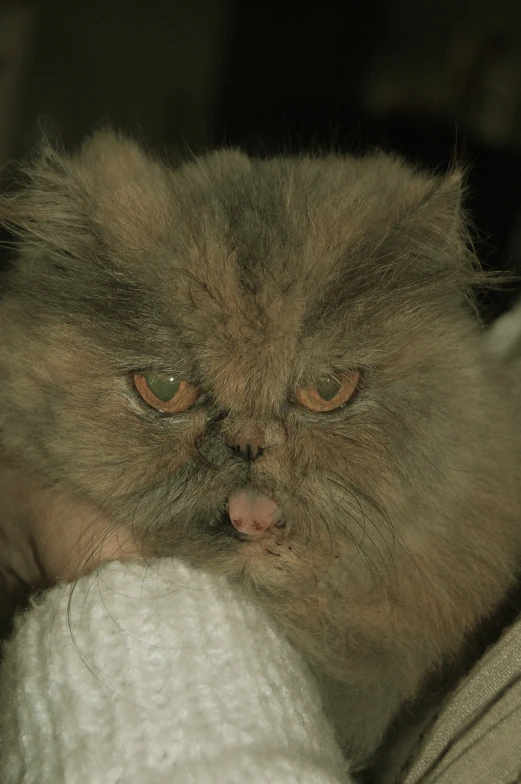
1,131,520,770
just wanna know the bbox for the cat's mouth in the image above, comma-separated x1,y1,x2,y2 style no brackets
216,487,286,540
217,511,258,541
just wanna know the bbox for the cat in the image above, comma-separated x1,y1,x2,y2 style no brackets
1,130,521,771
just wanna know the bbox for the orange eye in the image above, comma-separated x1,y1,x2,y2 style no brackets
295,371,360,412
133,372,200,413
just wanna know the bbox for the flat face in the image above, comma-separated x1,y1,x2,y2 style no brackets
3,132,520,771
0,132,482,625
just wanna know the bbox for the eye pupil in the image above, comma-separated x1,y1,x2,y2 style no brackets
315,375,341,402
145,373,181,402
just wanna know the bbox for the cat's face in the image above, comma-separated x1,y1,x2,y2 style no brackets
0,133,486,603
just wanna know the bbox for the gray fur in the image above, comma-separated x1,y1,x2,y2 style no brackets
1,131,520,769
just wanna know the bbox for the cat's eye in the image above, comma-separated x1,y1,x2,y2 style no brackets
295,371,360,412
133,372,200,413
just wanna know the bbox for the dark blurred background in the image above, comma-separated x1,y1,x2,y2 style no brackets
1,0,521,318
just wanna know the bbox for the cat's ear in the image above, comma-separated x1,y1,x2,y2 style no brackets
77,131,173,256
407,168,463,233
387,168,467,270
0,130,171,263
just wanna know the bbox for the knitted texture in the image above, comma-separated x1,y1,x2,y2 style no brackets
0,559,352,783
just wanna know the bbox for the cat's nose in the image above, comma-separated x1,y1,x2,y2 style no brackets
230,438,264,462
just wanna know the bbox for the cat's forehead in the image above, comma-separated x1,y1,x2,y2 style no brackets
159,154,383,330
162,239,325,415
154,158,364,400
169,151,412,242
114,152,455,412
160,151,439,309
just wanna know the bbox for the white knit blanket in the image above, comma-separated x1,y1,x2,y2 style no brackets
0,560,353,783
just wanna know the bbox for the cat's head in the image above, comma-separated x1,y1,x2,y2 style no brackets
0,131,489,603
